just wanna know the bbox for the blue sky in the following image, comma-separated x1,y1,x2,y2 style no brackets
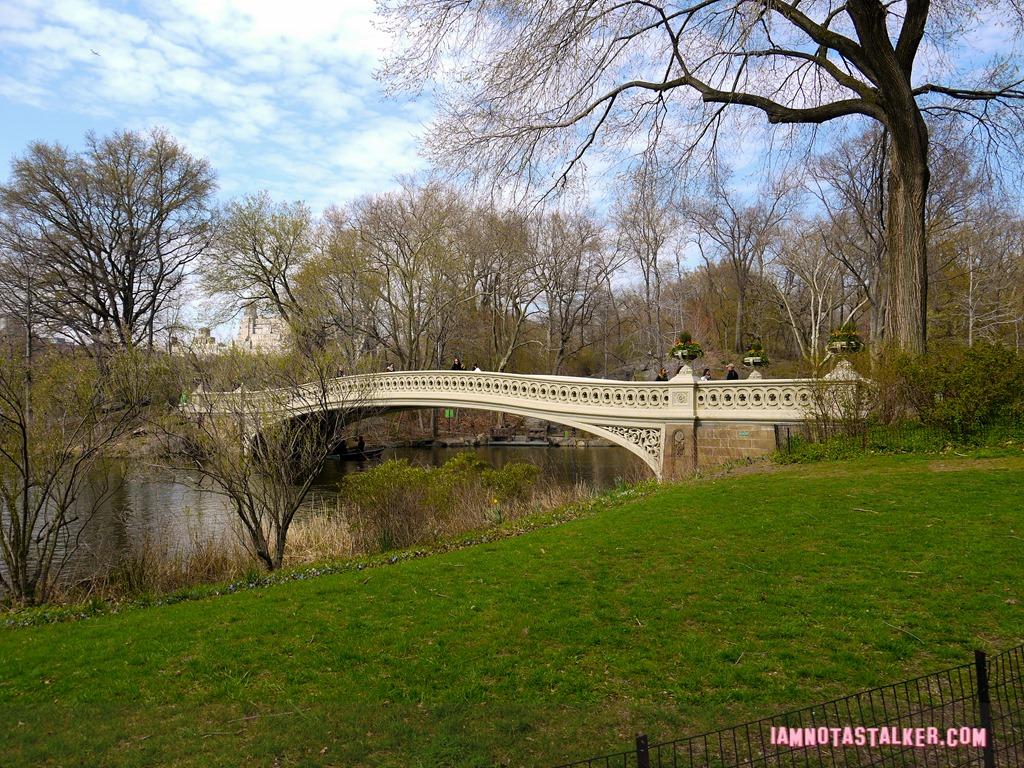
1,1,1018,220
4,1,1019,208
0,0,429,210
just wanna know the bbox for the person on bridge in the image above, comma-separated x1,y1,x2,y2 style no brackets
472,363,482,372
451,357,464,370
726,364,740,380
655,367,668,381
385,362,395,373
700,368,713,381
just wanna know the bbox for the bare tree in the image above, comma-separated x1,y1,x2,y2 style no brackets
381,0,1024,353
0,249,146,603
464,207,545,371
690,172,791,353
942,209,1024,346
770,224,850,367
612,158,682,355
810,129,889,346
303,194,548,374
292,208,380,369
174,348,362,571
345,180,476,370
662,258,731,360
0,129,216,354
530,210,623,373
200,191,321,350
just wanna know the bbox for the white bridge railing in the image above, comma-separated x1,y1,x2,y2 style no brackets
187,369,824,423
186,367,861,478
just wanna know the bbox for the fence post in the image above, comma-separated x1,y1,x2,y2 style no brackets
635,733,650,768
974,650,997,768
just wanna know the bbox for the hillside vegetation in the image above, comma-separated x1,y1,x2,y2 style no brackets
1,454,1022,767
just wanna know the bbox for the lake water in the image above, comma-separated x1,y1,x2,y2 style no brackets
59,445,647,583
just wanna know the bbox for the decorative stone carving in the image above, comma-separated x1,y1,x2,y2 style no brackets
825,359,862,381
694,383,812,413
670,363,697,383
596,425,662,465
671,427,688,456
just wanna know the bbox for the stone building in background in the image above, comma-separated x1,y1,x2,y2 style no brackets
191,327,221,355
233,306,287,352
0,313,27,340
169,326,225,356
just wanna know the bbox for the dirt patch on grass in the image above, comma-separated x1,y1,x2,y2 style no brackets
928,457,1024,472
699,458,782,481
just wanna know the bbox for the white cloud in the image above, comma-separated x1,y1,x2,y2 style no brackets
0,74,47,106
0,0,428,209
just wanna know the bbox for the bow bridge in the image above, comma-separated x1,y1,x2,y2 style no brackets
187,367,850,479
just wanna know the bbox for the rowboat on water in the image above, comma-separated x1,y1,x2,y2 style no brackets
329,446,385,461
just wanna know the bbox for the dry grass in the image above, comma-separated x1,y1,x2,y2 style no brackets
527,479,593,511
927,456,1024,472
285,505,355,566
37,472,605,605
286,477,597,566
337,474,598,557
62,528,250,604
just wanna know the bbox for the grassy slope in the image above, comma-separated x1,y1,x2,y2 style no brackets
1,454,1022,767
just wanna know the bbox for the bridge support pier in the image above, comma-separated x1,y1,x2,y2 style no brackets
659,421,787,480
661,422,698,481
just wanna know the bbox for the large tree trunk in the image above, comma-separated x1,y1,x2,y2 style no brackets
843,0,931,354
733,288,745,354
882,99,930,354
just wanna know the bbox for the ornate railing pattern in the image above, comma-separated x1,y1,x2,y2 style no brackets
694,381,814,418
194,372,822,418
326,371,678,410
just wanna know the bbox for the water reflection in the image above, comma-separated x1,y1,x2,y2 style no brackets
55,445,646,583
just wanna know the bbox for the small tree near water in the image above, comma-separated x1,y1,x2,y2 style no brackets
171,349,364,571
0,343,146,605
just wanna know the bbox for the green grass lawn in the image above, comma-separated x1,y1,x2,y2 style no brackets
1,454,1022,767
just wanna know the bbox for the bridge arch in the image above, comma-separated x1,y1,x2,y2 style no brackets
292,401,662,477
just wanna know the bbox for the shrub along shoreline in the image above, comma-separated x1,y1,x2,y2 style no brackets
1,475,658,629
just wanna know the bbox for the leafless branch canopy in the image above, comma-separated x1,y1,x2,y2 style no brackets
380,0,1024,188
0,129,216,352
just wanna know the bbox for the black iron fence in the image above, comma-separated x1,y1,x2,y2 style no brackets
774,419,1024,457
774,421,955,456
553,644,1024,768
